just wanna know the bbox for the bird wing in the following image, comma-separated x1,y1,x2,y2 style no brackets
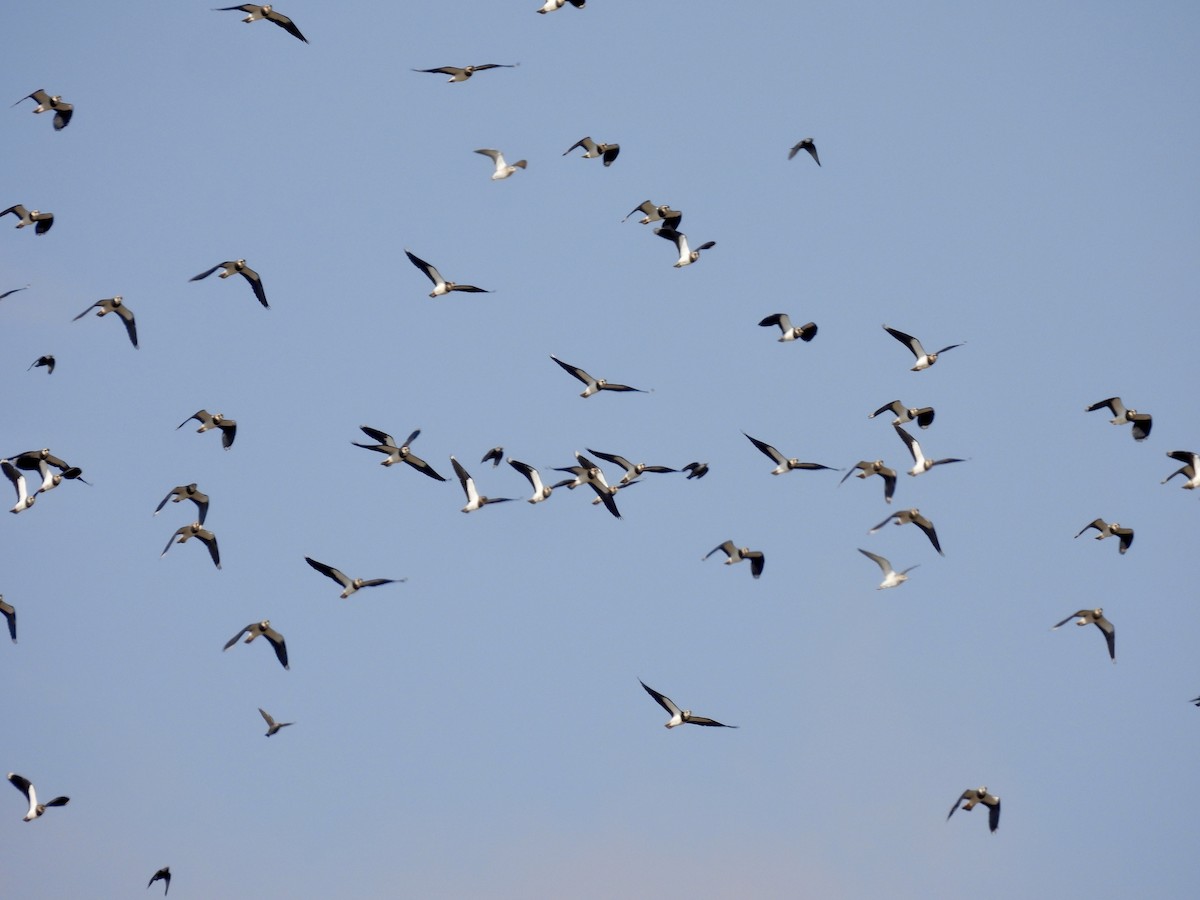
154,487,182,515
0,598,16,642
189,264,223,282
265,8,307,42
640,681,680,717
883,325,924,359
624,200,655,222
403,452,446,481
1094,616,1116,660
359,425,396,447
223,624,253,651
238,266,269,308
549,355,591,386
748,552,765,579
743,433,785,465
305,557,351,588
1074,519,1105,538
858,548,892,575
1086,397,1123,415
161,527,185,558
869,513,899,533
197,529,221,568
758,313,787,330
987,797,1000,832
263,627,289,669
451,457,477,503
563,136,596,155
259,707,276,727
912,514,943,555
705,540,736,561
72,300,100,321
404,250,443,287
113,303,138,347
1051,611,1087,629
685,716,735,728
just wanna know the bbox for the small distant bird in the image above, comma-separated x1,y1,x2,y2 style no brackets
758,313,817,342
162,522,221,569
154,483,210,525
743,432,839,476
215,5,308,43
177,409,237,449
27,355,55,374
413,63,517,83
788,137,820,165
1085,397,1152,442
623,200,681,229
508,458,554,503
304,556,405,598
224,620,289,670
549,354,646,398
857,548,918,589
1052,608,1115,662
2,460,36,513
704,540,764,579
586,449,675,485
1162,450,1200,490
882,324,964,371
0,595,16,642
1,285,30,300
451,456,515,513
73,296,137,348
840,460,898,504
190,259,269,308
681,461,709,479
537,0,585,12
352,426,446,480
7,773,68,821
893,424,966,476
147,866,171,895
869,400,935,429
1,204,54,234
1074,518,1133,554
13,89,73,130
258,708,293,737
404,249,489,297
869,508,944,556
948,786,1000,833
654,227,715,267
481,447,504,467
474,148,526,180
563,135,620,166
640,681,736,729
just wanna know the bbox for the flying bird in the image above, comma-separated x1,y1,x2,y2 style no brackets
585,449,676,485
147,867,171,894
1085,397,1152,442
7,773,68,822
840,460,898,504
215,5,308,42
869,400,935,429
73,296,137,348
1,204,53,234
537,0,585,12
759,313,817,342
623,200,681,229
27,355,55,374
704,540,765,579
190,259,269,308
304,556,405,598
258,708,293,737
549,354,646,397
1,285,30,300
563,136,620,166
451,456,515,513
177,409,237,449
681,462,709,479
162,522,221,569
413,64,517,83
640,681,736,729
404,249,489,297
893,423,966,476
882,324,964,371
508,458,554,503
474,148,527,180
7,449,90,493
1052,608,1115,662
352,426,446,480
788,137,820,165
481,446,504,467
0,595,16,642
869,508,944,556
857,548,918,589
224,620,289,670
743,432,839,476
154,483,210,525
1161,450,1200,490
948,787,1000,833
552,451,624,518
1074,518,1133,554
2,460,36,513
654,227,715,267
13,89,73,130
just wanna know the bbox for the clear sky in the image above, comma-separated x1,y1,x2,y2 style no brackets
4,2,1199,897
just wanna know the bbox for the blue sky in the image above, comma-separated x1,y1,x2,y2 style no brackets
3,2,1199,897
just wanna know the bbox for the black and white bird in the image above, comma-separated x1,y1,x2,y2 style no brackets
654,227,715,267
563,135,620,166
857,548,918,590
13,89,73,130
7,773,68,821
0,595,16,642
640,681,736,729
788,137,820,165
162,522,221,569
154,484,210,525
681,462,709,479
2,460,36,513
882,324,964,371
147,866,171,895
585,449,675,485
1074,518,1133,554
893,424,966,476
27,355,55,374
223,620,289,670
1052,608,1115,662
743,432,839,476
404,250,490,297
1085,397,1152,442
7,449,89,495
623,200,681,229
508,459,554,503
758,313,817,342
474,148,527,180
177,409,237,449
869,400,935,429
451,457,515,513
215,5,307,42
258,708,293,737
352,426,446,480
537,0,585,12
552,452,623,518
869,508,944,556
304,557,405,598
1,204,53,234
190,259,269,308
704,540,765,579
73,297,137,347
840,460,898,504
948,787,1000,833
549,354,646,397
413,63,517,82
1162,450,1200,490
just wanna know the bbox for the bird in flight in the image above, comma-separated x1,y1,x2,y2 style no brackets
869,400,935,429
258,708,294,737
147,866,171,895
882,324,964,371
451,457,515,513
304,556,405,598
869,508,944,556
1085,397,1152,442
0,595,16,642
27,355,55,374
623,200,682,230
563,136,620,166
550,355,646,398
1074,518,1133,554
840,460,898,504
215,5,308,43
759,313,817,342
948,786,1000,832
154,483,210,525
413,64,517,83
162,522,222,570
73,297,137,348
893,424,966,476
352,426,446,480
475,148,527,180
224,620,289,670
640,681,736,729
1052,608,1115,662
13,89,73,130
177,410,237,449
1,204,53,234
743,432,839,476
704,540,765,579
7,773,69,822
654,227,715,267
788,137,820,165
857,548,918,589
404,250,490,297
190,259,269,309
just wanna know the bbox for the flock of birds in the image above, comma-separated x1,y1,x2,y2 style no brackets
3,4,1195,893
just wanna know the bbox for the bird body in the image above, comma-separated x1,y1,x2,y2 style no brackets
623,200,681,229
1162,450,1200,489
2,460,36,513
869,400,935,429
352,426,446,480
451,456,515,513
148,866,171,894
27,355,55,374
585,448,676,485
893,423,965,476
508,458,554,503
154,483,210,525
